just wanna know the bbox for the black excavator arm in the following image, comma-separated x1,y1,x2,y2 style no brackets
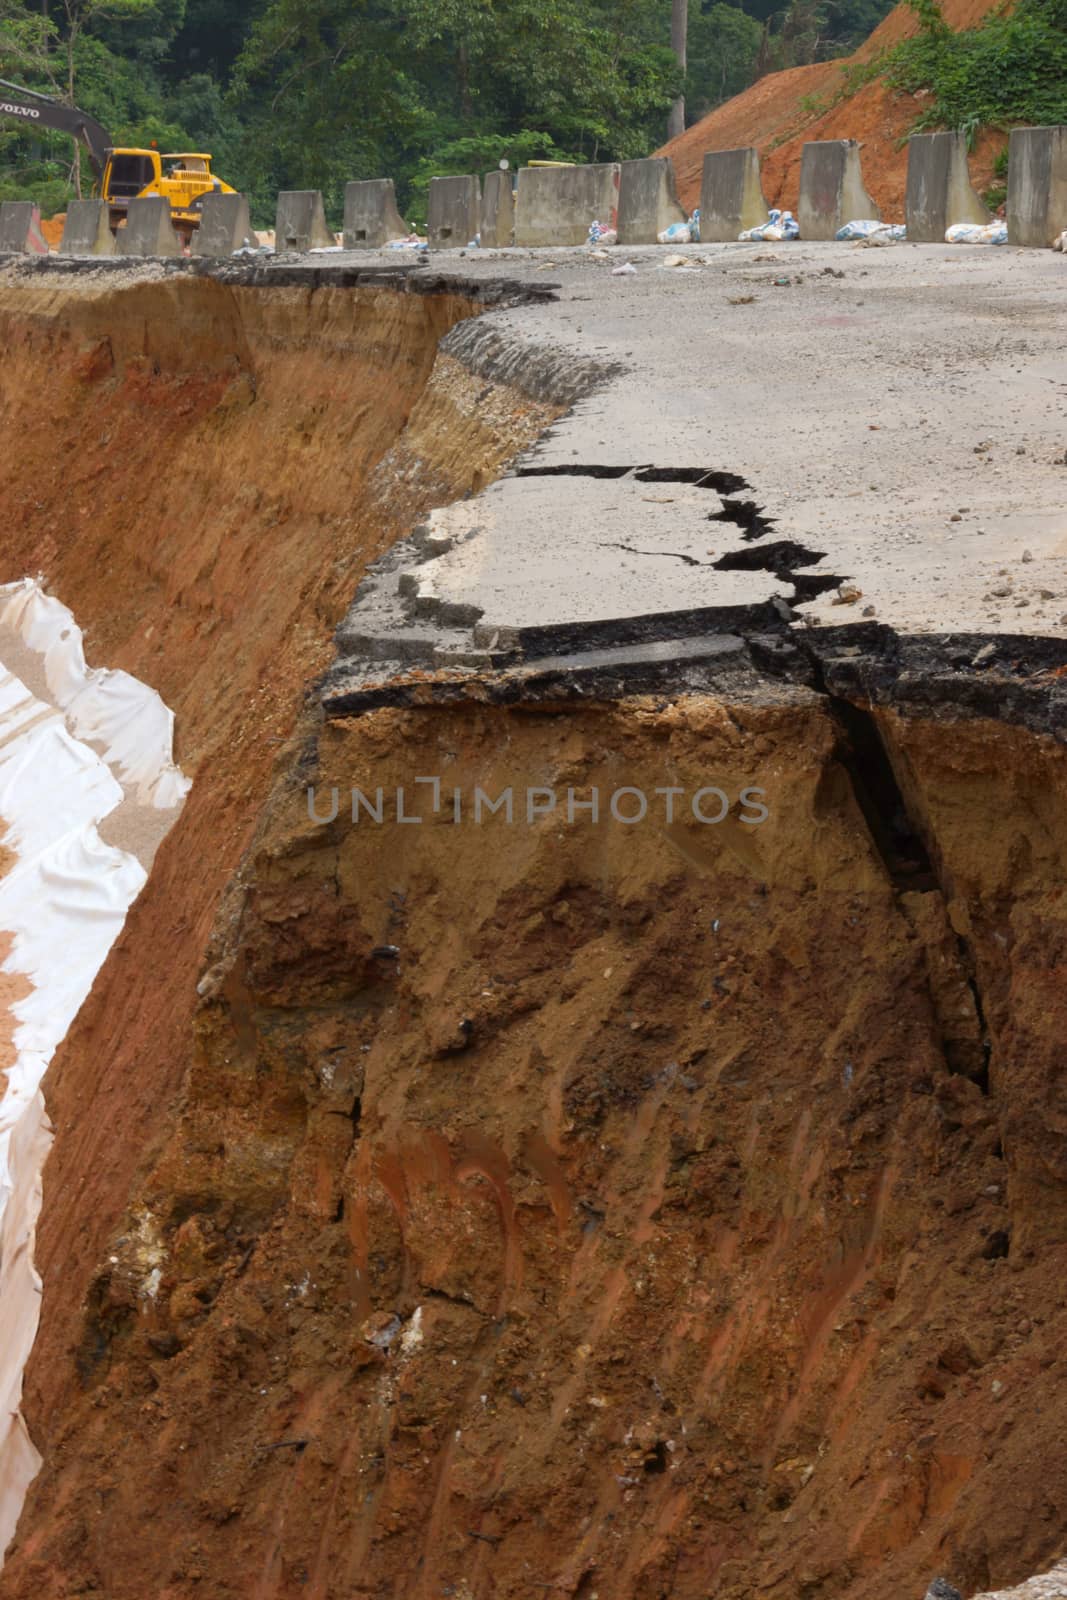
0,79,111,181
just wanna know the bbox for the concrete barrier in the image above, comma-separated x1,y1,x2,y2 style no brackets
798,139,879,241
617,157,687,244
342,179,407,248
274,190,333,252
58,199,115,256
428,175,481,248
905,132,989,242
514,162,620,247
1008,126,1067,247
699,147,767,242
0,201,48,254
192,191,256,256
117,196,181,257
480,170,514,248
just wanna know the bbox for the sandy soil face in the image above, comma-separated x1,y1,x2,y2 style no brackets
3,693,1066,1600
0,257,1064,1600
0,271,559,1586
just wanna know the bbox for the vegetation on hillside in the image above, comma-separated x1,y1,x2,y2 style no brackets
0,0,893,222
886,0,1067,132
4,0,1065,225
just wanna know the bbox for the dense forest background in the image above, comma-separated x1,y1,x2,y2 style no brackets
0,0,895,221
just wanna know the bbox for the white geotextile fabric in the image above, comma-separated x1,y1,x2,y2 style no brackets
0,579,191,809
0,662,150,1558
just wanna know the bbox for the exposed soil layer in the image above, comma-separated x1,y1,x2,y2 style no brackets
658,0,1007,219
38,215,64,250
4,678,1067,1600
1,271,1066,1600
0,271,561,1582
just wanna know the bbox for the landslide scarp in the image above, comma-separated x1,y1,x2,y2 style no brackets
4,676,1067,1600
0,267,1066,1600
0,265,564,1588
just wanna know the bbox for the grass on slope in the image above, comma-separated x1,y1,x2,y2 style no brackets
792,0,1067,148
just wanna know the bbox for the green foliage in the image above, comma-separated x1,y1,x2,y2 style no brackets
0,0,61,98
229,0,681,222
749,0,895,73
886,0,1067,131
0,0,901,219
405,131,566,226
686,3,763,118
0,166,73,215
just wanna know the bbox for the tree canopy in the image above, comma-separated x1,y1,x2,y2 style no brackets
0,0,896,222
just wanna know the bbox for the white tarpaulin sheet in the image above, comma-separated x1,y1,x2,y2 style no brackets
0,579,191,809
0,584,189,1557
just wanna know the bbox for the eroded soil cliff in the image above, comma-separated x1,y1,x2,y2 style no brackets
7,679,1067,1600
0,269,1065,1600
0,265,560,1588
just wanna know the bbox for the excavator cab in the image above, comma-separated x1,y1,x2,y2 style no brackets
101,150,159,202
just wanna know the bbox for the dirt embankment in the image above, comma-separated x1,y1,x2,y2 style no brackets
0,267,560,1584
1,269,1066,1600
3,657,1067,1597
658,0,1008,220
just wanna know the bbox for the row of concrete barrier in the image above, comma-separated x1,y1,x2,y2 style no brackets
0,191,260,257
424,126,1065,249
331,127,1066,249
379,128,1065,249
701,128,1066,246
0,125,1064,258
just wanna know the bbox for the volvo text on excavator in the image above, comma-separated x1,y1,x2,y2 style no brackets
0,78,236,237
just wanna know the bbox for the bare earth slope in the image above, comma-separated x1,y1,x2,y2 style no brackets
657,0,1008,220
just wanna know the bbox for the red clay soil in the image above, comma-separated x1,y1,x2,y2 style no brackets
0,275,1067,1600
3,688,1067,1600
658,0,1010,221
0,270,559,1593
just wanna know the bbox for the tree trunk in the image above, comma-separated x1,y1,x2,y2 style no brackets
458,40,472,124
67,30,82,198
666,0,687,141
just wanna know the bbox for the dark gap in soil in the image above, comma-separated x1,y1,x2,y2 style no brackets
800,644,999,1096
792,574,848,603
713,540,826,573
635,467,749,493
709,499,776,542
514,464,632,479
826,696,939,892
961,960,992,1095
643,1441,669,1474
983,1228,1011,1259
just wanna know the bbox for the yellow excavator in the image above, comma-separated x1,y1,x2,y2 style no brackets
0,78,236,238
